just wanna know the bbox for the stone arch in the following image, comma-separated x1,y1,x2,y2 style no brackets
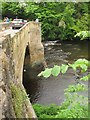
22,44,31,98
22,43,31,80
17,43,31,84
0,22,44,118
15,22,44,84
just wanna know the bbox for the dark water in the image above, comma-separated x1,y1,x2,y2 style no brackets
23,40,89,105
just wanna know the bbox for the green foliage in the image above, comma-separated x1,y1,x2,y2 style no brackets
51,65,60,76
33,94,88,118
2,2,89,41
10,82,28,118
64,84,87,92
55,103,88,118
38,68,52,78
69,58,90,72
33,104,59,117
2,2,26,19
38,58,90,77
74,31,90,40
61,64,68,74
37,59,89,118
80,74,90,81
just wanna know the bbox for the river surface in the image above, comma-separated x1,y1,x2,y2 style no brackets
23,40,89,105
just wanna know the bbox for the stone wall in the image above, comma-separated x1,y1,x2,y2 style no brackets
0,22,12,31
0,22,44,119
12,22,44,83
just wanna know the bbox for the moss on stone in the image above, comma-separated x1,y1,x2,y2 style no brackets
10,82,28,118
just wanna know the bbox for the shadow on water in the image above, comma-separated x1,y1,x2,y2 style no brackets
23,64,44,103
23,40,89,105
23,46,44,103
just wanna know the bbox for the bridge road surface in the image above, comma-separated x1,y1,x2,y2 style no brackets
0,28,19,38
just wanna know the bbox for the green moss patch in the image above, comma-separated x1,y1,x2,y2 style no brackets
10,82,28,118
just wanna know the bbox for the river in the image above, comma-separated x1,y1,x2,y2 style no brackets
23,40,89,105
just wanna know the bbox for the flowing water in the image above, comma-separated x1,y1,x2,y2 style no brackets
23,40,89,105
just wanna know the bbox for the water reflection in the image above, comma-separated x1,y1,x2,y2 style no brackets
23,40,89,105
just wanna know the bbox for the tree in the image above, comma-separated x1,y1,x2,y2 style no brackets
2,2,89,41
2,2,26,19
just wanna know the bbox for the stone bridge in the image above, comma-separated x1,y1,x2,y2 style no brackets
0,22,45,119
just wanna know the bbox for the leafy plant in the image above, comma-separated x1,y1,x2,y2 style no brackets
74,31,90,40
64,84,87,92
38,58,90,77
2,2,89,41
36,58,89,118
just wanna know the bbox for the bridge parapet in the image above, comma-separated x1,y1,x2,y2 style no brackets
0,21,44,119
0,22,12,31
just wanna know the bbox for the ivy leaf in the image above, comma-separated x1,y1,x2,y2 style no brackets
80,76,88,81
69,63,76,71
83,59,90,66
51,65,60,76
74,59,84,65
38,68,52,78
38,71,44,77
74,59,90,67
80,64,87,72
61,64,69,74
71,59,89,72
80,74,90,81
